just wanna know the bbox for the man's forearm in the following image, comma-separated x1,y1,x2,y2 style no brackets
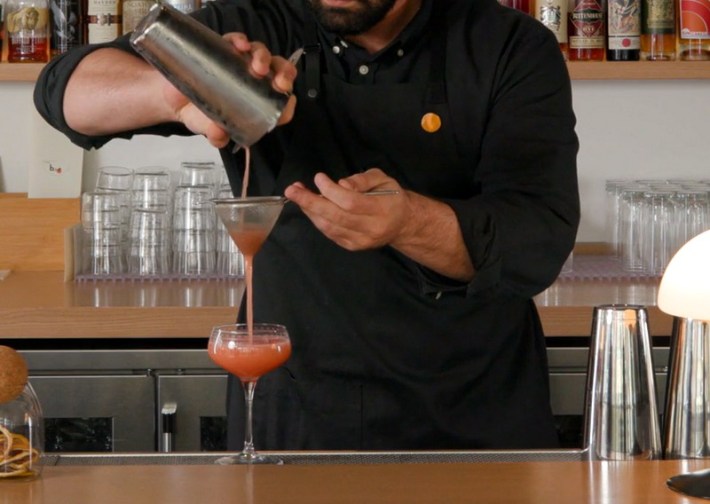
63,48,176,136
392,192,475,282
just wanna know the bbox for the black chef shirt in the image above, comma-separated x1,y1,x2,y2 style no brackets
34,0,580,450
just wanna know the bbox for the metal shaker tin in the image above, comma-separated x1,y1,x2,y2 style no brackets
130,3,289,149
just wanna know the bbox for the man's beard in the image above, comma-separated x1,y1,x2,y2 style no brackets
308,0,397,36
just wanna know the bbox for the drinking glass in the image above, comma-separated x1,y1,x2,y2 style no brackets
132,167,173,212
208,323,291,464
179,161,217,190
81,191,126,276
172,185,216,275
95,168,133,240
605,179,632,258
127,208,171,276
619,186,648,272
685,190,710,242
96,165,133,192
133,166,172,192
641,189,675,276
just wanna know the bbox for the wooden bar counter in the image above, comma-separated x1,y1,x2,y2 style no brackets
2,459,708,503
0,270,671,339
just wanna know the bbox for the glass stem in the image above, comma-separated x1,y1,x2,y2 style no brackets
242,380,258,459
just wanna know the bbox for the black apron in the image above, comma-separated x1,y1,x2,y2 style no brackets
226,3,558,451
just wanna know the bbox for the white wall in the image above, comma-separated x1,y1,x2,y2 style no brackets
1,80,708,242
572,80,709,241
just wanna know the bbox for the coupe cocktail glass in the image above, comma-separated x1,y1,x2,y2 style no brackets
209,323,291,464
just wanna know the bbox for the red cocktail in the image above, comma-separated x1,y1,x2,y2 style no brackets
208,323,291,464
209,324,291,381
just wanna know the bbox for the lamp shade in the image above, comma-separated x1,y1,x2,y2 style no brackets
658,229,710,321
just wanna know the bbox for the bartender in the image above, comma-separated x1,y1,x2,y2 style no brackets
34,0,579,450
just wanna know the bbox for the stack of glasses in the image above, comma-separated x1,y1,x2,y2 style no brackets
605,179,710,276
79,162,245,278
81,190,126,275
129,167,173,276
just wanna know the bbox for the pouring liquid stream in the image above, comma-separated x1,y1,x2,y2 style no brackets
239,147,256,342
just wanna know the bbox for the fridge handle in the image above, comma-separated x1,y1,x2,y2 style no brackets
160,402,177,453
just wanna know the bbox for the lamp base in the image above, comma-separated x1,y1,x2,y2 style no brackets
667,468,710,498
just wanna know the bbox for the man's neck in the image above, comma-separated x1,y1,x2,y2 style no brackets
345,0,423,54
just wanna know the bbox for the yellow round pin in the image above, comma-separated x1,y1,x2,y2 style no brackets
421,112,441,133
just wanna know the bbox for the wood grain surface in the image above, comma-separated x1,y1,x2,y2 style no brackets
0,194,79,271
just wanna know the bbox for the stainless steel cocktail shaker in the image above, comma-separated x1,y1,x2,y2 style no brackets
582,304,662,460
663,317,710,459
130,3,289,149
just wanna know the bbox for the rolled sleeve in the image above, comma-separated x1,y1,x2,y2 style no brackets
34,35,194,150
33,43,119,150
447,26,580,298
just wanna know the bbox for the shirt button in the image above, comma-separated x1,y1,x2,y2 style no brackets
397,48,404,57
358,64,369,75
332,45,341,55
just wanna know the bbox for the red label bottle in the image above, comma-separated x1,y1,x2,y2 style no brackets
569,0,607,60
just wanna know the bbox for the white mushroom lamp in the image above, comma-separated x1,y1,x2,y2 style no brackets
658,229,710,322
658,229,710,498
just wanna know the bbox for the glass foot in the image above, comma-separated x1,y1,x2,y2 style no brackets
214,453,284,465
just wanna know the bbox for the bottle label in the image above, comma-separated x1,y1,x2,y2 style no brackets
122,0,154,34
569,0,606,48
86,0,121,43
608,0,641,48
50,0,81,53
6,5,50,60
6,6,50,35
642,0,674,33
536,0,568,43
679,0,710,39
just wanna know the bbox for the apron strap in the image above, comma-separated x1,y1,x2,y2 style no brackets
426,3,448,105
302,1,322,100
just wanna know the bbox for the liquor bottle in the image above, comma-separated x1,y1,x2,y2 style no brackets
677,0,710,60
499,0,531,14
607,0,641,60
535,0,569,59
4,0,50,62
50,0,82,56
83,0,121,44
121,0,154,34
640,0,675,60
568,0,606,60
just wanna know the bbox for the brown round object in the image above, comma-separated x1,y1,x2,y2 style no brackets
420,112,442,133
0,346,28,404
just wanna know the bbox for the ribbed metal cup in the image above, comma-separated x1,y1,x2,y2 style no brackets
130,3,288,148
582,304,661,460
663,317,710,459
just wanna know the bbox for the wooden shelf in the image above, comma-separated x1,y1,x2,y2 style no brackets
568,61,710,80
0,61,709,83
0,63,45,82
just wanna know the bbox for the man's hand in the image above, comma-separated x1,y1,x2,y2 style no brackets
285,169,475,281
163,32,298,148
284,169,410,251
